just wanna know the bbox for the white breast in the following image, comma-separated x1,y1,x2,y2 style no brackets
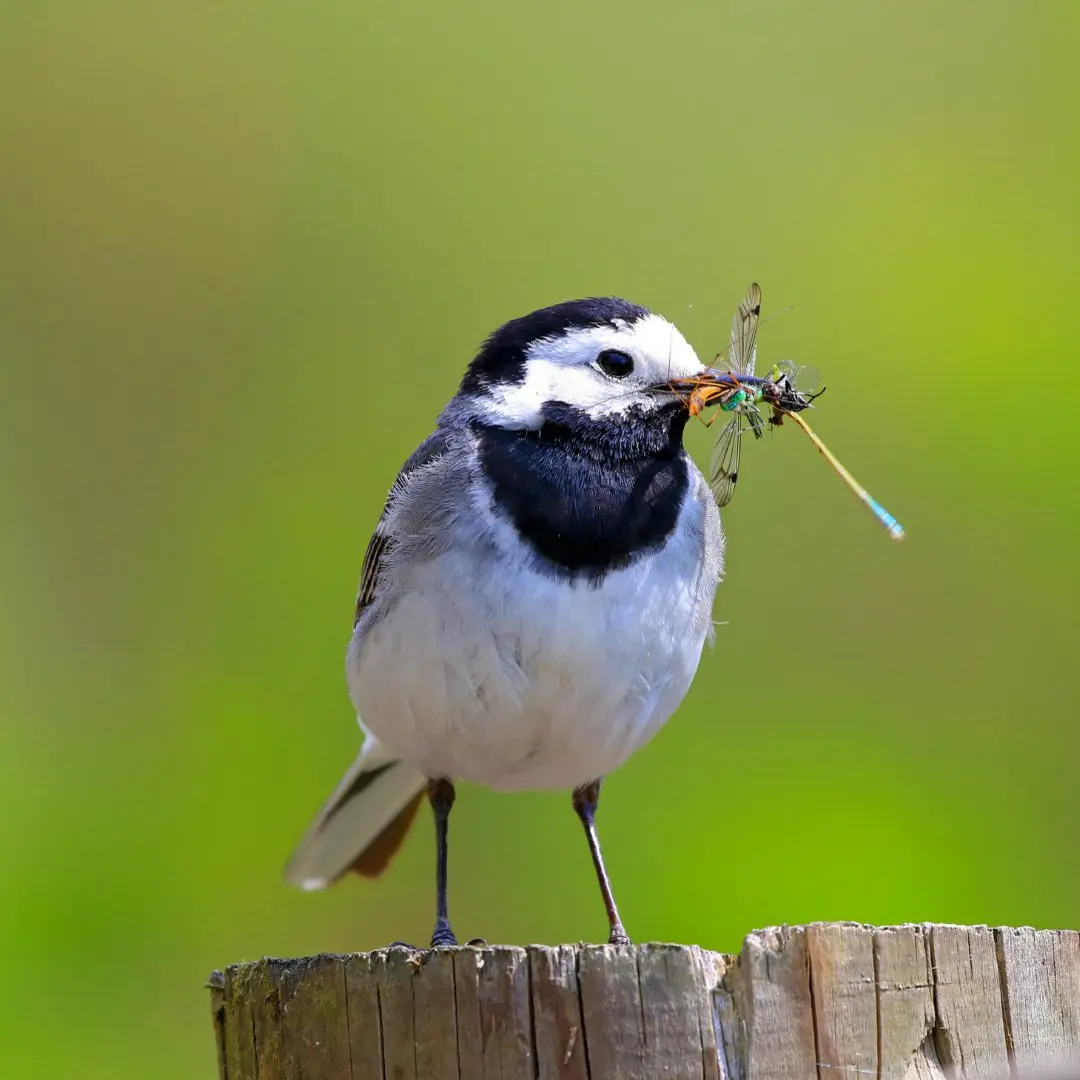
347,472,723,792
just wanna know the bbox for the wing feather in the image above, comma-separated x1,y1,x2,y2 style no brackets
352,428,456,626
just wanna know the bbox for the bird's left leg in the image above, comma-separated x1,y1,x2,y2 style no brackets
572,779,630,946
428,777,458,947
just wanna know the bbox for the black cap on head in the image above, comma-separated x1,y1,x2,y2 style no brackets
460,297,650,395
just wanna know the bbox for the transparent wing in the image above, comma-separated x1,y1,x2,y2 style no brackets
709,415,744,507
728,282,762,376
747,402,765,440
774,359,821,395
768,358,823,414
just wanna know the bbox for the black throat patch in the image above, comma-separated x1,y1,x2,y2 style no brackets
475,401,690,584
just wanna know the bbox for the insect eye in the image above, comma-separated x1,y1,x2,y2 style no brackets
596,349,634,378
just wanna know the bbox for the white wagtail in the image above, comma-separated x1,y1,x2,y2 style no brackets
284,296,744,946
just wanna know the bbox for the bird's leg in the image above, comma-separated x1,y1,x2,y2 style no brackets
428,777,458,947
572,779,630,946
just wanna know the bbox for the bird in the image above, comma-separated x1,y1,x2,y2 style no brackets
283,294,738,947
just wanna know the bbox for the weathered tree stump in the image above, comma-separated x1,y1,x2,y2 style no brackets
208,923,1080,1078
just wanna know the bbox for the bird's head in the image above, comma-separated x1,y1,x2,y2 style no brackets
444,297,733,437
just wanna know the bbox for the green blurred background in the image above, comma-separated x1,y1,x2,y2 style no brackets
2,2,1077,1076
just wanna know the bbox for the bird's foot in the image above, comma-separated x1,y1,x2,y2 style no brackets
607,927,631,947
465,937,487,947
430,918,458,948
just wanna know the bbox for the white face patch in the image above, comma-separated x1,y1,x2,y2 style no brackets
479,314,704,428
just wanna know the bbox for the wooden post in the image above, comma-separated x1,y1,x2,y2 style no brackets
208,923,1080,1079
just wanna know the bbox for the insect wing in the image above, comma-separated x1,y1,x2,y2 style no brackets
774,359,822,396
709,415,744,507
768,359,821,414
728,282,762,376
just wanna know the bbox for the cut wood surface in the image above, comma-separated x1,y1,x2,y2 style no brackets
208,923,1080,1079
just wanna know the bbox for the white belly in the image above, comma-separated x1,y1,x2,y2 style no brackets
347,496,721,792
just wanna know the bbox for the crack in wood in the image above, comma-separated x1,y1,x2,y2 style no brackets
573,946,594,1080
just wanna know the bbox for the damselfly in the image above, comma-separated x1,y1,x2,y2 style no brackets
705,284,818,506
699,285,904,541
771,408,905,541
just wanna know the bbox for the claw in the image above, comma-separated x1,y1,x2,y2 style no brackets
430,918,458,948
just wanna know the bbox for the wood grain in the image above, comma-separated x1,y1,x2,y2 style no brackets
210,925,1080,1078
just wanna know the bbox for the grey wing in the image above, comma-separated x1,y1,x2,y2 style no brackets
354,531,390,623
353,427,458,627
728,282,762,376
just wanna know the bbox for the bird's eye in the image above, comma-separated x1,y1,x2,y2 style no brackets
596,349,634,378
